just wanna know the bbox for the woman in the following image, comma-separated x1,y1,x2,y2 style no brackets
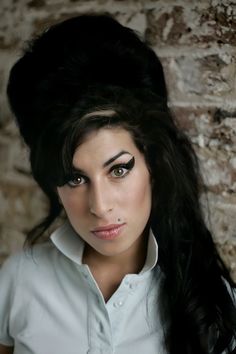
0,14,235,354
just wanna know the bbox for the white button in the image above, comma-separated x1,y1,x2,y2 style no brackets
113,300,124,308
129,283,137,290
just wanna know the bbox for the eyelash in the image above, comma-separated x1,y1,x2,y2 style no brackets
67,175,87,188
108,157,135,180
66,157,135,188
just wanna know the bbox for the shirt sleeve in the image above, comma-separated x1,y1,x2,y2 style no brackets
0,253,20,346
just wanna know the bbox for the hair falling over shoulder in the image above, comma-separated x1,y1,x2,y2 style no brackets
6,13,236,354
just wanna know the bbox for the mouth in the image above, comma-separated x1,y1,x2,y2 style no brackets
91,223,126,240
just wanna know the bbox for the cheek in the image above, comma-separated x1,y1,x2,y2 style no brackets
137,179,152,207
58,190,86,216
123,173,151,208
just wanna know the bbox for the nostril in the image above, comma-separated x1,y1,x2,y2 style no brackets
89,204,113,218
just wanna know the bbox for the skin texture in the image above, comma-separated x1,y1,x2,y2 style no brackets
57,127,152,298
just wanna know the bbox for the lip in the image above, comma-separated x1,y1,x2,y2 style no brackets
91,223,126,240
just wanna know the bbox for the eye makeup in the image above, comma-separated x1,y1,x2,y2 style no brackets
60,156,135,188
67,174,88,187
109,156,135,176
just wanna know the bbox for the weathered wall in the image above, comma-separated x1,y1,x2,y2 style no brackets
0,0,235,279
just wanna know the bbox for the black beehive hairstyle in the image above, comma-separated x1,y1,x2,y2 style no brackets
7,14,168,145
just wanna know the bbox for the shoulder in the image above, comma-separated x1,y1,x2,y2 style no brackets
0,241,57,284
0,252,21,306
1,241,53,265
0,241,64,316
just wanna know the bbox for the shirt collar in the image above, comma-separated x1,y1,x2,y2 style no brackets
50,222,158,273
140,229,158,273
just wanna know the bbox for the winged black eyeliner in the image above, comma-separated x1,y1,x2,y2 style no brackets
109,156,135,172
103,151,131,168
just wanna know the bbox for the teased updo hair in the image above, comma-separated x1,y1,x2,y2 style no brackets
7,13,167,146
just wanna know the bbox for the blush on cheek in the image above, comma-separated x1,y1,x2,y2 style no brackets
58,191,78,213
125,177,151,208
67,198,85,215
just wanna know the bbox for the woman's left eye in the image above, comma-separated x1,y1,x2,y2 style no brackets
111,167,129,178
109,158,135,178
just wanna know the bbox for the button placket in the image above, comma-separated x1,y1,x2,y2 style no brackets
87,288,113,353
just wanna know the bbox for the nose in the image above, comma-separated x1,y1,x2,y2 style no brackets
89,181,113,218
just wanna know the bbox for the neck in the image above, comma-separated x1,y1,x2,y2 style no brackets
83,230,149,275
82,230,149,301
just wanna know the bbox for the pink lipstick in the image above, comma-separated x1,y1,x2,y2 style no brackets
91,223,125,240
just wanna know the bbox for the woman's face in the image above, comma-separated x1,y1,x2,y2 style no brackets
57,126,152,258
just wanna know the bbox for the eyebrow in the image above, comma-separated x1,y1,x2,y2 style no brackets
103,150,131,167
72,150,132,173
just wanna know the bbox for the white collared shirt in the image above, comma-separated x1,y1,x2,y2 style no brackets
0,222,166,354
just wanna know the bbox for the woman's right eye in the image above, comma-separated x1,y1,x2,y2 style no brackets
67,175,87,187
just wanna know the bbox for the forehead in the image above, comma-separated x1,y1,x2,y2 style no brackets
75,127,135,154
72,127,138,167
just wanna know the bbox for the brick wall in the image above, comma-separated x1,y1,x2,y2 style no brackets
0,0,235,279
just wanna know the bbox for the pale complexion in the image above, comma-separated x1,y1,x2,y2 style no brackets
0,120,151,352
57,126,152,300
